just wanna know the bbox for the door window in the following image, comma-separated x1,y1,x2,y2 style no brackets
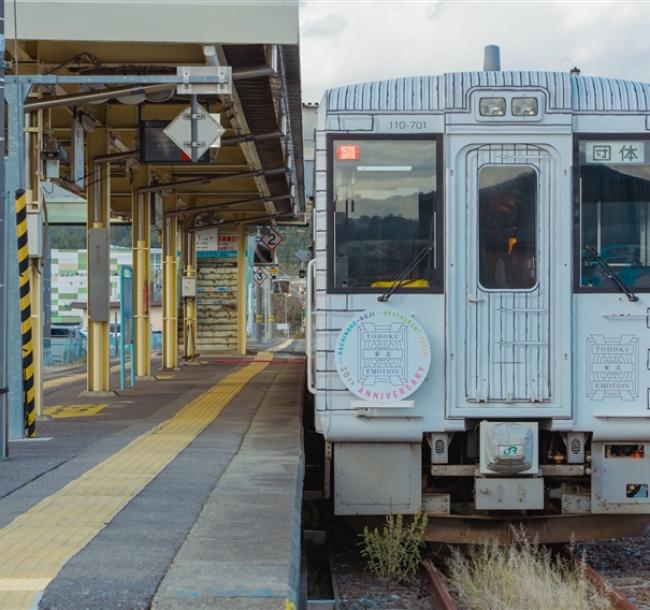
478,166,537,289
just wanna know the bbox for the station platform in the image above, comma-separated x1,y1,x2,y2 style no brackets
0,343,305,610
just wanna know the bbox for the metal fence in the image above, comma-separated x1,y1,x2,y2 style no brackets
43,335,87,368
44,331,163,367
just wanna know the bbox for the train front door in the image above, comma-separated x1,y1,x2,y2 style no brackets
448,143,570,416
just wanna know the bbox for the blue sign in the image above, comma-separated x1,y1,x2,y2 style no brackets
119,265,135,390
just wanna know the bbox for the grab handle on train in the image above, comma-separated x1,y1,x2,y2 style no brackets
306,259,317,395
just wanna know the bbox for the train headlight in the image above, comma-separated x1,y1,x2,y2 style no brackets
479,97,506,117
512,97,539,116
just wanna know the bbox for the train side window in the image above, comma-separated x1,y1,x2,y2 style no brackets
578,139,650,290
478,166,537,290
330,138,439,292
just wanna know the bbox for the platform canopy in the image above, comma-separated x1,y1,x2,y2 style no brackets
5,0,304,225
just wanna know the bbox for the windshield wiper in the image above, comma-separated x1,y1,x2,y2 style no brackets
377,245,433,303
585,245,639,302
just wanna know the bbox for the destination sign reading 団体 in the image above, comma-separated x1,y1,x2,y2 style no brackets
585,141,645,165
335,308,431,402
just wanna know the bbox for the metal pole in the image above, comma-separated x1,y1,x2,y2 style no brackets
165,194,291,218
190,95,199,164
6,82,27,439
24,83,176,111
162,214,178,369
0,1,7,457
285,293,288,335
236,225,247,356
119,267,125,391
137,167,288,194
255,284,263,344
264,276,271,342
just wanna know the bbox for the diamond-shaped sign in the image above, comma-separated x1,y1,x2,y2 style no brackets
163,103,226,160
260,227,284,252
253,267,269,286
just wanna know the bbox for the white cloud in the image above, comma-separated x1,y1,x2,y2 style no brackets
299,0,650,102
302,12,347,37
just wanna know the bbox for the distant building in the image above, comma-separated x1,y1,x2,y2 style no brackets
50,248,163,328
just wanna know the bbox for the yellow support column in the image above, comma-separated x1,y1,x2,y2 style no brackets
132,168,151,378
236,225,247,356
86,130,111,393
30,263,42,413
183,227,198,361
162,213,178,370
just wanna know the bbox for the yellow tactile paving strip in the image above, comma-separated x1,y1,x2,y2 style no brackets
43,403,110,419
270,338,293,352
0,353,272,610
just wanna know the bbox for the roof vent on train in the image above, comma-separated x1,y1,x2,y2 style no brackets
483,44,501,71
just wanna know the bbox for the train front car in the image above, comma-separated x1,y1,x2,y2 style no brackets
307,68,650,543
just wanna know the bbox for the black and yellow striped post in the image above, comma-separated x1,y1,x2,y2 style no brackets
15,189,36,437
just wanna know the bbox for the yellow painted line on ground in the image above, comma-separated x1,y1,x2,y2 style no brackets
0,578,51,591
154,374,175,381
0,352,272,610
43,403,110,419
43,362,124,391
270,338,293,352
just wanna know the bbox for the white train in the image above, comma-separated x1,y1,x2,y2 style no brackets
306,48,650,542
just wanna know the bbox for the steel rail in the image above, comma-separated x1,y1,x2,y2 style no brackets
423,562,459,610
581,563,639,610
559,545,640,610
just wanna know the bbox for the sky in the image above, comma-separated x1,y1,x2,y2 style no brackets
299,0,650,102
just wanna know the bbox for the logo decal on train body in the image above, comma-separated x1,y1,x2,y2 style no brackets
335,308,431,401
587,334,639,401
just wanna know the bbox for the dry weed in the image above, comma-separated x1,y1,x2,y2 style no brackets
445,530,613,610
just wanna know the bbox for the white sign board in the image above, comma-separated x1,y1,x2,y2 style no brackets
164,102,226,160
585,141,645,165
335,308,431,401
260,227,284,252
196,227,219,252
182,277,197,298
253,267,269,286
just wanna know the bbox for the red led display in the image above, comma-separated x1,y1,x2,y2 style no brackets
336,144,360,161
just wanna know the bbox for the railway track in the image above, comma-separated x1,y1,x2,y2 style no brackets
424,561,459,610
423,552,641,610
581,562,640,610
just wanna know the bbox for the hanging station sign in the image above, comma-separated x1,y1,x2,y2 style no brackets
335,307,431,401
196,232,238,259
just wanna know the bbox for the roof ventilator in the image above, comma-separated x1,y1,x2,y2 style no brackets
483,45,501,71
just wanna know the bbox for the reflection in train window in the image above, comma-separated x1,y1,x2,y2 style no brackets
478,166,537,290
330,139,439,291
579,139,650,290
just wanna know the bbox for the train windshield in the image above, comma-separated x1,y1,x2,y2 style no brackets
579,139,650,290
331,139,438,291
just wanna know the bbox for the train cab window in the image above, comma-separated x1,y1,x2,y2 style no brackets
330,138,439,291
578,139,650,290
479,166,537,289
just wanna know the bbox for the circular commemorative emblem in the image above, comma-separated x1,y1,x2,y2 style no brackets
335,307,431,401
